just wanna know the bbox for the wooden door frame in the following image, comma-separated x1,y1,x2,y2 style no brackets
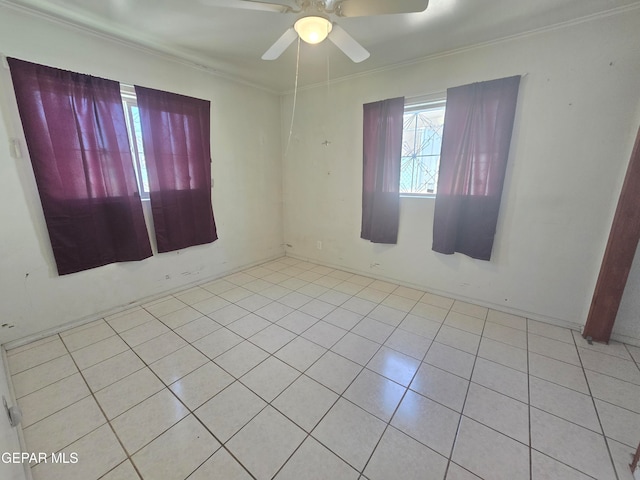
583,125,640,343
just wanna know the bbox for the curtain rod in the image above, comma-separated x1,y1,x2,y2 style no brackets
405,73,528,103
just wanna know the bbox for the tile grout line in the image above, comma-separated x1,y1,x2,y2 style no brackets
57,329,145,480
13,334,94,446
299,296,395,476
258,278,441,477
571,328,621,480
8,261,442,478
624,343,640,372
106,308,260,480
198,262,381,478
527,330,619,480
346,304,437,476
162,287,621,479
309,294,444,477
60,297,265,480
4,335,61,358
10,257,639,480
143,262,386,479
433,301,479,479
526,317,533,480
134,297,269,480
18,267,464,479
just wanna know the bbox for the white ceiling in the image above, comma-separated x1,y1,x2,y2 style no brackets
5,0,640,92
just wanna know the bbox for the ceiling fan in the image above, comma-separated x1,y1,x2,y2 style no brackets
202,0,430,63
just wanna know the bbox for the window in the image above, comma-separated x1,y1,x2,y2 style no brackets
400,99,446,196
121,86,150,198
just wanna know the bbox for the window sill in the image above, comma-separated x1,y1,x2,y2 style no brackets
400,193,436,199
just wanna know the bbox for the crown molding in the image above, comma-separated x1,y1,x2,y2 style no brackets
284,1,640,95
2,0,639,96
0,0,280,94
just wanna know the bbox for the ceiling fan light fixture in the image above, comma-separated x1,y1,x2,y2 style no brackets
294,15,333,44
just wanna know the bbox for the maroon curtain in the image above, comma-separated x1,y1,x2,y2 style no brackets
432,76,520,260
361,97,405,244
135,86,217,253
8,58,152,275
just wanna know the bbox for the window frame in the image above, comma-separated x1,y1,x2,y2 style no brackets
400,94,447,199
121,85,150,199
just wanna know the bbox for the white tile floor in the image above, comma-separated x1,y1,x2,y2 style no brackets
5,256,640,480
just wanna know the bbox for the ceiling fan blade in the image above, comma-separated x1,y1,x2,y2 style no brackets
336,0,429,17
262,27,298,60
328,24,370,63
200,0,293,13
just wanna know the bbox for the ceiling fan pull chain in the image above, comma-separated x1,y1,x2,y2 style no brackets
322,45,332,147
285,37,301,158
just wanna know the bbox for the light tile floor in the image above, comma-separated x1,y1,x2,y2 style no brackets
5,257,640,480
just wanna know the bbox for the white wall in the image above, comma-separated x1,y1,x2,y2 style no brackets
0,6,284,345
614,243,640,345
281,9,640,333
2,5,639,347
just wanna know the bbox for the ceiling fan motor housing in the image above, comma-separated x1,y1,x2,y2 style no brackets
258,0,429,62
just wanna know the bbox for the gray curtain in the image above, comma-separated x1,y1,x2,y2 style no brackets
361,97,405,244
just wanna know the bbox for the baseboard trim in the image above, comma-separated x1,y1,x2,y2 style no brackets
284,253,584,333
2,253,286,352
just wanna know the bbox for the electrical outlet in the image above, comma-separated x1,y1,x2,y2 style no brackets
316,240,322,250
9,139,22,159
